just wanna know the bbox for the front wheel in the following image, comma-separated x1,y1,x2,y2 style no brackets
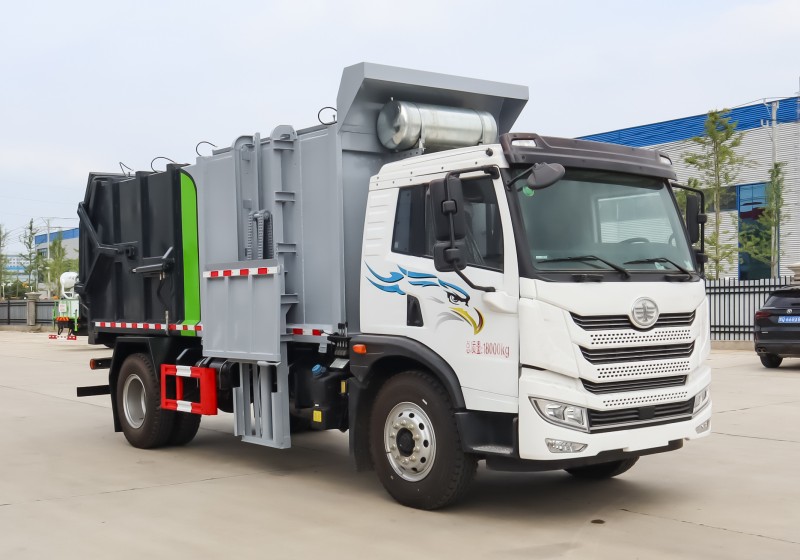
565,457,639,480
369,370,477,510
759,354,782,368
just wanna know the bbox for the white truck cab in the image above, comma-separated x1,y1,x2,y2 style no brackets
357,132,710,483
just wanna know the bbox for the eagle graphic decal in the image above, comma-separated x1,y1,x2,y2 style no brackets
365,263,485,335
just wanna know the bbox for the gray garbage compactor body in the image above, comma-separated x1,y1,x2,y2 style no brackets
76,62,546,505
188,62,528,360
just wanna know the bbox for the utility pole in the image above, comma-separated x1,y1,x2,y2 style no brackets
770,100,779,277
45,218,51,298
761,100,781,277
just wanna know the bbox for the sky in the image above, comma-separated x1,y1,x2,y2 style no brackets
1,0,798,253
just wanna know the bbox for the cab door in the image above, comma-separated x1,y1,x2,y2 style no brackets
361,173,520,409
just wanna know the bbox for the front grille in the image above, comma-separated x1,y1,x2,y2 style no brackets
582,375,687,394
580,342,694,364
588,398,694,432
571,311,695,331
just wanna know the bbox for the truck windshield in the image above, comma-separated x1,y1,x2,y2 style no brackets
512,169,696,278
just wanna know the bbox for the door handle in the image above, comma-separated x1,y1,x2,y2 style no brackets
482,291,518,314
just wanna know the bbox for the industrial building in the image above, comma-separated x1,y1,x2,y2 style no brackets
582,96,800,279
35,227,79,260
2,255,26,282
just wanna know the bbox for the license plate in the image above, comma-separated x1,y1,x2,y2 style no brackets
778,316,800,323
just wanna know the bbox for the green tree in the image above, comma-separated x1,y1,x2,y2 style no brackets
18,219,45,291
683,109,747,280
47,232,78,295
0,224,8,299
3,279,27,299
739,163,786,277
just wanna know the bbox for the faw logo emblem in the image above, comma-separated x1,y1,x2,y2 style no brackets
631,297,659,329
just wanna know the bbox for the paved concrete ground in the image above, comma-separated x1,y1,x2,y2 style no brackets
0,332,798,559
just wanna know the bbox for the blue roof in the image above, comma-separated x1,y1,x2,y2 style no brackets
34,227,79,245
580,97,799,147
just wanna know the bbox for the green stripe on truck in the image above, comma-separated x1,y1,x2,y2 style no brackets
180,171,201,337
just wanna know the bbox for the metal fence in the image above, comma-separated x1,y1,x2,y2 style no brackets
0,300,56,325
706,276,794,341
2,282,795,340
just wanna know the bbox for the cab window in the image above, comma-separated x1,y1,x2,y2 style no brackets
392,177,503,271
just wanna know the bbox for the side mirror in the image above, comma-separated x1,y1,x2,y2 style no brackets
526,163,565,190
430,175,467,271
685,193,706,244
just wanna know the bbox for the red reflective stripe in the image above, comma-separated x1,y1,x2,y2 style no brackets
161,365,218,415
206,266,277,278
168,324,178,331
290,327,325,337
196,324,203,331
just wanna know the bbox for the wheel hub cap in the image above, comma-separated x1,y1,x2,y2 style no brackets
123,374,147,429
384,402,436,482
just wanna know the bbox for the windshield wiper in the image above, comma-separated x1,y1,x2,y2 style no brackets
624,257,692,275
537,255,631,278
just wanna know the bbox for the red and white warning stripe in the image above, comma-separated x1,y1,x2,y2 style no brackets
168,324,203,332
49,334,77,341
161,364,217,415
96,321,167,330
203,266,280,278
94,321,202,332
288,325,327,337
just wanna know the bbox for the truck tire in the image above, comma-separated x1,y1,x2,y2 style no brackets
116,353,175,449
369,370,477,510
759,354,782,368
168,413,202,446
565,457,639,480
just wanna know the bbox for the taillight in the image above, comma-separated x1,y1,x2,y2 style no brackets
755,310,771,320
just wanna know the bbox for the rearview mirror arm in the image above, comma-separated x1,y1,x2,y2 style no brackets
443,171,496,293
671,182,706,256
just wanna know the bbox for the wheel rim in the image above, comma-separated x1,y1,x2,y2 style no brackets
123,373,147,429
383,402,436,482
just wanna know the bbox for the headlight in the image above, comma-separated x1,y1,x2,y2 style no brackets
532,398,589,432
693,387,711,413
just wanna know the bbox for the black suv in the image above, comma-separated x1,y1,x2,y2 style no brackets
754,287,800,368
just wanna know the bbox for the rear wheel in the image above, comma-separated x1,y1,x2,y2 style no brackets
117,353,175,448
369,370,477,510
759,354,782,368
565,457,639,480
168,413,202,446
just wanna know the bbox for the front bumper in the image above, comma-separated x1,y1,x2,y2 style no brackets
516,365,712,462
